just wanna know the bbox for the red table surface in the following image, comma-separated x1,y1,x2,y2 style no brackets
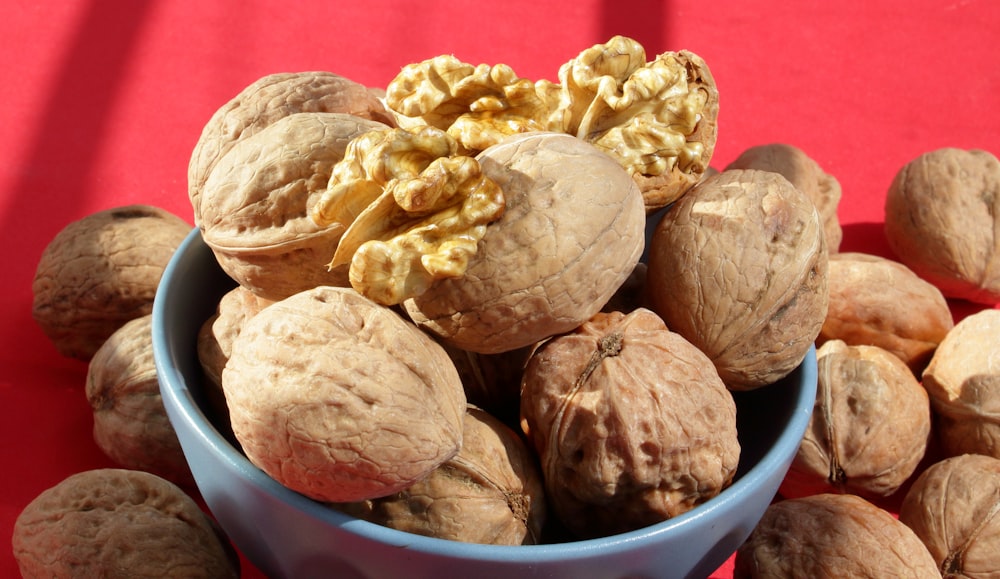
2,1,998,577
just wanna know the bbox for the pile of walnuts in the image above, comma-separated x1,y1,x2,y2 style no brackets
21,34,1000,576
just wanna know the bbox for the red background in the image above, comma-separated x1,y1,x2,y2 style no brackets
2,1,998,577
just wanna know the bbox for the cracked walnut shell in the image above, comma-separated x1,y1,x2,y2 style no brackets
222,285,467,503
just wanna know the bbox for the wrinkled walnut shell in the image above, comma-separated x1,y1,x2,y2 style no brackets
645,169,829,390
12,469,239,579
222,286,467,502
735,493,940,578
899,453,1000,577
403,132,646,354
520,308,739,539
780,340,930,500
921,308,1000,459
32,205,190,360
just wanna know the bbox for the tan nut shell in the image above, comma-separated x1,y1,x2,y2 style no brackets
196,112,389,301
646,169,829,390
189,71,394,223
404,132,646,354
921,308,1000,459
222,286,466,503
899,454,1000,577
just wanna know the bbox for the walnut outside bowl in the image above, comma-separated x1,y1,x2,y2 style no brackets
153,229,818,579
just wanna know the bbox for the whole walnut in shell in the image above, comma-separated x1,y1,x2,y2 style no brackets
779,340,930,500
725,143,843,253
197,285,274,392
645,169,829,390
884,147,1000,304
819,252,954,374
921,308,1000,459
195,112,390,301
337,406,546,545
520,308,740,539
222,285,467,503
32,204,190,360
12,469,239,579
87,314,193,487
403,131,647,354
899,453,1000,577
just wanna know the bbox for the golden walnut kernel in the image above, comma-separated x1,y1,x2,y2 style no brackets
725,143,843,253
899,454,1000,577
188,71,394,223
922,308,1000,460
734,493,940,578
222,286,467,503
32,204,191,361
12,469,239,579
779,340,930,500
196,112,389,301
819,252,953,374
884,147,1000,304
403,132,647,355
646,169,829,390
520,308,739,539
87,314,193,488
337,406,546,545
310,126,506,306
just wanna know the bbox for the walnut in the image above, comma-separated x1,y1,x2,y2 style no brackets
734,493,940,578
884,147,1000,304
441,342,532,428
519,308,740,539
310,126,506,306
645,169,829,390
921,308,1000,459
196,285,274,392
32,204,191,360
336,406,546,545
12,469,239,579
779,340,931,500
898,453,1000,577
725,143,843,253
403,132,646,354
86,314,193,488
188,71,394,224
195,112,390,301
222,285,467,503
819,252,954,374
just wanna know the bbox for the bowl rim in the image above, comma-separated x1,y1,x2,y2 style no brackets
153,228,818,562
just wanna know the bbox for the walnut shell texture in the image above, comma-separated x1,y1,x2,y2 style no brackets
32,204,190,360
734,493,940,578
922,308,1000,459
222,286,467,503
779,340,930,500
520,308,739,539
404,132,646,354
884,147,1000,304
12,469,239,579
646,169,829,390
899,453,1000,577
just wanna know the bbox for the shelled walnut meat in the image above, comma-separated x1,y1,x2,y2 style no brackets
779,340,930,500
12,469,239,579
898,453,1000,577
884,147,1000,304
819,252,953,374
87,314,193,488
520,308,740,539
646,169,829,390
403,131,647,354
734,493,940,578
337,406,546,545
32,204,190,360
222,285,467,503
921,308,1000,459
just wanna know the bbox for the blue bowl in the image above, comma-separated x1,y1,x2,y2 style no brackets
153,229,817,579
